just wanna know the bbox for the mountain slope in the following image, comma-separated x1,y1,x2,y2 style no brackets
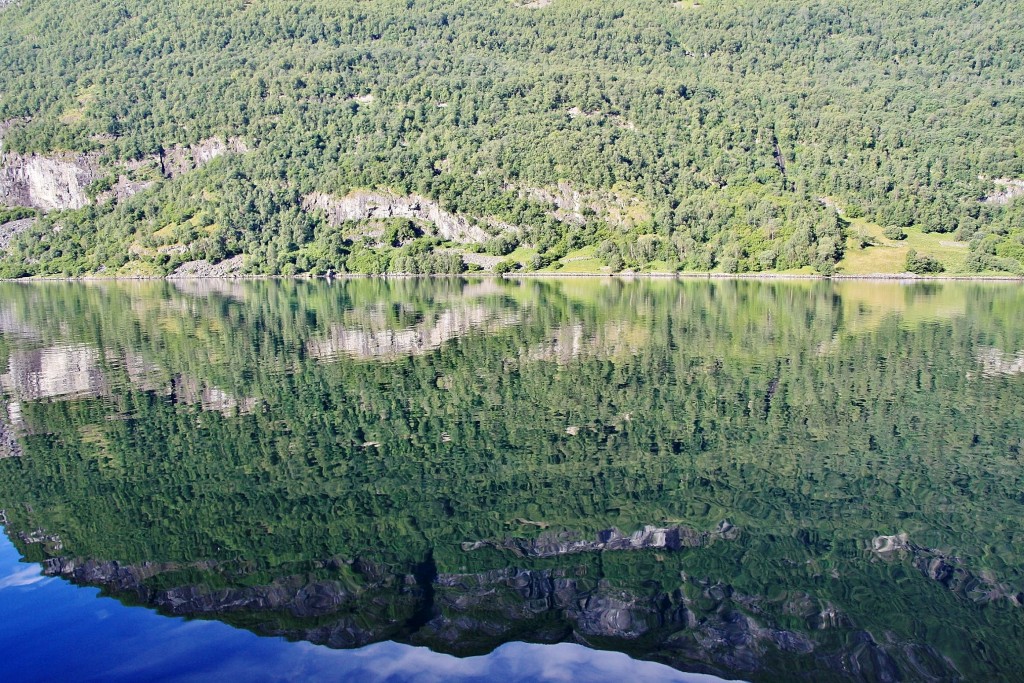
0,0,1022,276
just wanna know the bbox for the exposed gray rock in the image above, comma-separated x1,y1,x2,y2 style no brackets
0,151,100,211
167,254,245,278
159,136,248,178
523,181,649,228
303,190,491,244
96,175,156,205
460,252,505,270
0,217,34,253
982,178,1024,205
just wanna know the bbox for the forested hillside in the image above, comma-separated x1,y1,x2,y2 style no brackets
0,0,1022,276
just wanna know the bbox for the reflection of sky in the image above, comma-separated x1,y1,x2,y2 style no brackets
0,533,739,683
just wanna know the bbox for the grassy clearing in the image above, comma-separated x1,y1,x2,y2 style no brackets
837,219,972,274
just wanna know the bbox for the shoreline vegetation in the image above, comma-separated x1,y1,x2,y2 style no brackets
2,271,1022,283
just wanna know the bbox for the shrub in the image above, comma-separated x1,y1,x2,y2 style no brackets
883,225,906,240
905,249,944,274
493,260,516,275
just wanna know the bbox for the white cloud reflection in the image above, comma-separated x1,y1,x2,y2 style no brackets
0,563,47,590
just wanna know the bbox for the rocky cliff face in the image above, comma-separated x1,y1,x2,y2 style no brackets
303,190,491,244
0,123,246,212
0,151,100,211
159,136,248,178
0,120,98,210
0,217,35,253
982,178,1024,205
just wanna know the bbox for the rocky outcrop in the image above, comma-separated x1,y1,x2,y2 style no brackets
96,176,156,205
523,181,650,228
461,522,739,557
159,137,248,178
303,190,491,244
982,178,1024,205
168,254,245,278
0,217,35,253
0,151,100,211
0,126,245,211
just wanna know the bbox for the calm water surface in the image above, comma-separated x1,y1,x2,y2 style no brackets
0,278,1022,682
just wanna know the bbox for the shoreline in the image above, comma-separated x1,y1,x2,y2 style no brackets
1,271,1022,283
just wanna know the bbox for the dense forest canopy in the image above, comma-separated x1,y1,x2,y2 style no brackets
0,0,1022,275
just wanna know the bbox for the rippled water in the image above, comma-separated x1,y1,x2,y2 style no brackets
0,278,1022,682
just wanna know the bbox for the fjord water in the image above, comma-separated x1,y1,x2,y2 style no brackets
0,278,1022,682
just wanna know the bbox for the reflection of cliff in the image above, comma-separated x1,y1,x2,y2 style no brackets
171,374,258,415
0,343,255,416
871,533,1023,606
308,306,519,360
522,321,652,363
0,406,20,458
0,345,107,400
35,546,963,682
0,304,40,339
462,523,738,557
975,347,1024,377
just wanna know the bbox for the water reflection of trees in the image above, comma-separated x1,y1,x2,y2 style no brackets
0,279,1023,681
